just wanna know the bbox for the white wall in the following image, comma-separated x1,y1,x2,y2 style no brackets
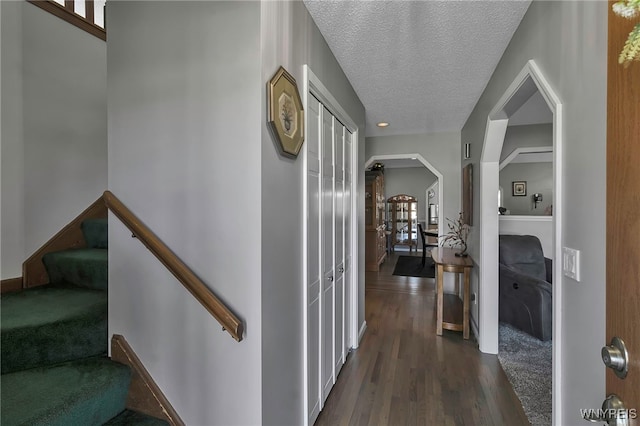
383,167,437,223
107,3,262,425
260,2,365,424
365,132,461,236
1,2,107,279
462,1,607,423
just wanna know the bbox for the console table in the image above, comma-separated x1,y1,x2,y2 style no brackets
430,247,473,339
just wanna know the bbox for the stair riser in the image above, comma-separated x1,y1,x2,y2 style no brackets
1,286,108,374
43,249,108,290
1,358,131,426
82,218,108,249
1,310,107,375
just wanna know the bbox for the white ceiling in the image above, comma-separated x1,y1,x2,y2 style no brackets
303,0,532,137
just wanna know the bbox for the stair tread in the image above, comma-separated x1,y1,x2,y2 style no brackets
1,357,131,426
1,286,107,374
1,285,106,330
103,409,170,426
43,248,108,290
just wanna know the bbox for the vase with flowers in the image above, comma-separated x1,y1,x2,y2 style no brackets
440,212,470,257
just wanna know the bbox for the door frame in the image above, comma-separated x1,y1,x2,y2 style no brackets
364,154,444,241
425,179,439,228
302,64,359,426
479,59,563,424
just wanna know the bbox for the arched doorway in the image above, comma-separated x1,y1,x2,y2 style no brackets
365,154,444,241
479,59,563,423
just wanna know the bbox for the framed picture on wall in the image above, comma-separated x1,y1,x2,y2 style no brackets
267,66,305,158
512,181,527,196
462,164,473,225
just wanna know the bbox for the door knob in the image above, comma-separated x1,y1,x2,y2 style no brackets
601,337,629,379
584,394,630,426
327,276,334,282
338,267,344,273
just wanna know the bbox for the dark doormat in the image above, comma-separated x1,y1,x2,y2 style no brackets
392,255,435,278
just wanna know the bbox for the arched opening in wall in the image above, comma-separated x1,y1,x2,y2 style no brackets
479,60,563,424
364,154,444,258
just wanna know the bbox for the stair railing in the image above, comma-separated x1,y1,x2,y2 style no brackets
28,0,106,41
103,191,244,342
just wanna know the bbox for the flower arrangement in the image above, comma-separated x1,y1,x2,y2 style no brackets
613,0,640,67
440,212,470,257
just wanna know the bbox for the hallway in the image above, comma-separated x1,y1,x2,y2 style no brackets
315,252,529,425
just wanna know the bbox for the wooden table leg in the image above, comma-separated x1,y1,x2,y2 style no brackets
436,264,444,336
463,268,470,339
454,272,460,296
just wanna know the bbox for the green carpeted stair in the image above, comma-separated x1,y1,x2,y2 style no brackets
1,218,168,426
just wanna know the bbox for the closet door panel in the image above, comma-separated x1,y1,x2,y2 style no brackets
321,106,335,402
343,129,353,348
306,95,322,424
334,120,345,373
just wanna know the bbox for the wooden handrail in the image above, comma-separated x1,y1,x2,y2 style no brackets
103,191,244,342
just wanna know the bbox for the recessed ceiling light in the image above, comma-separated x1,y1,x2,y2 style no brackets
377,122,389,128
411,157,417,160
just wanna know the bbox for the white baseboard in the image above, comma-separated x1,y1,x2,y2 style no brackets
470,316,480,342
358,321,367,343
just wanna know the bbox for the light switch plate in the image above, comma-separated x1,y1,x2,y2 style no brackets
563,247,580,281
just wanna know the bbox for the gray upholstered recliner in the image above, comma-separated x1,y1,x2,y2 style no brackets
499,234,552,341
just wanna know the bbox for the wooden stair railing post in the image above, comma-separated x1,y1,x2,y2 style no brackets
103,191,244,342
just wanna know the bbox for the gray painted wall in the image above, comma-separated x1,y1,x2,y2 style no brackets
107,2,365,424
1,2,107,279
500,123,552,163
1,1,24,279
461,1,607,423
384,167,437,223
365,133,460,239
500,162,553,215
261,2,365,425
499,123,553,215
107,3,262,424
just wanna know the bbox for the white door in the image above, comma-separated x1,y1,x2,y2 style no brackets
344,130,353,348
334,119,345,375
320,105,335,403
306,95,322,425
305,87,355,424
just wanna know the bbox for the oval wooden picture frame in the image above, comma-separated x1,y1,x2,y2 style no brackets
268,66,305,158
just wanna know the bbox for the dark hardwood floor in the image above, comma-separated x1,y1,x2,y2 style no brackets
315,252,529,426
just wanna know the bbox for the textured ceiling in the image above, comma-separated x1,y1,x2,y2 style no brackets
303,0,532,137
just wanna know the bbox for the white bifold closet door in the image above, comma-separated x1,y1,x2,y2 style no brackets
306,94,322,425
321,104,334,402
306,93,351,425
333,119,345,378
